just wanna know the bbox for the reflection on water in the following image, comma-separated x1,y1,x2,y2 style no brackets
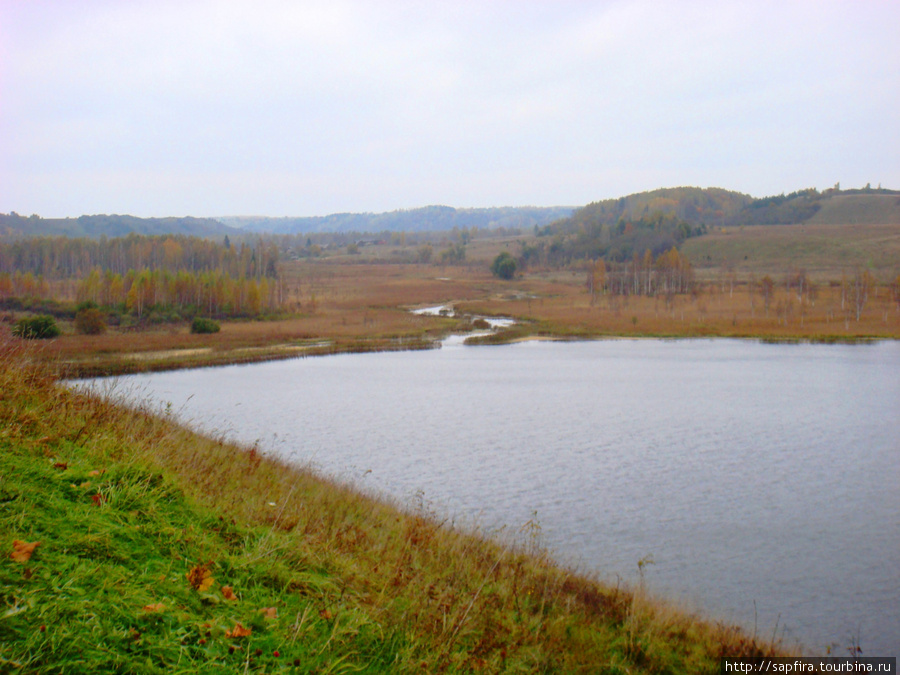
82,339,900,655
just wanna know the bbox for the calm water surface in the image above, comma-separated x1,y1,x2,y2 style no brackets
90,339,900,655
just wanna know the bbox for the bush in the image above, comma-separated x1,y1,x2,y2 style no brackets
491,252,517,280
190,317,221,334
12,315,61,339
75,307,107,335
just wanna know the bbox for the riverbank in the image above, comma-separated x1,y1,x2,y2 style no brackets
0,337,783,672
6,260,896,377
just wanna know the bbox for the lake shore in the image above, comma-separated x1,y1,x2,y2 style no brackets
0,336,786,672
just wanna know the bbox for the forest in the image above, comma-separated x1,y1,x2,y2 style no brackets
0,234,288,320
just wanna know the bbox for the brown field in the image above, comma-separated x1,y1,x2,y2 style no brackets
683,222,900,280
3,222,897,375
4,259,895,377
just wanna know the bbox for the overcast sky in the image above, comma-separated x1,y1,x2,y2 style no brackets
1,1,898,218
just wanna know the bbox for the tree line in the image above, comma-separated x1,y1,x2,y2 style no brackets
0,233,279,280
0,234,288,319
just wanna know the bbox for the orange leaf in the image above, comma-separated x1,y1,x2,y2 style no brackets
259,607,278,619
222,585,238,601
142,603,165,613
88,469,106,476
91,494,105,506
187,564,215,592
53,462,68,470
11,540,39,563
225,622,252,638
319,609,333,620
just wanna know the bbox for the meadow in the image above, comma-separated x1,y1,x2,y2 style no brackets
8,241,896,376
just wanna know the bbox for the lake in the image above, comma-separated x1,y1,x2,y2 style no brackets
82,338,900,655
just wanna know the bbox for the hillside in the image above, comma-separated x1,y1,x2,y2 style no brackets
218,205,574,234
0,213,240,240
682,222,900,278
806,193,900,225
564,187,752,229
524,187,900,266
525,187,750,264
727,188,900,227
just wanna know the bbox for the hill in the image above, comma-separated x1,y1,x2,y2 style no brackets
806,193,900,225
526,187,900,265
0,213,240,240
529,187,751,263
218,205,574,234
563,186,753,229
727,188,900,227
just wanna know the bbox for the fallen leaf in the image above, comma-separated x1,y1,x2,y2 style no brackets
259,607,278,619
88,469,106,476
11,540,39,563
79,482,91,488
319,609,333,620
53,462,68,470
187,564,215,592
91,493,105,507
221,585,238,601
225,622,252,638
142,603,165,613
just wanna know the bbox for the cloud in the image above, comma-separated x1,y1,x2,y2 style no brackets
1,0,898,216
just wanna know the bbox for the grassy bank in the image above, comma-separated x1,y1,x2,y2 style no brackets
0,337,781,673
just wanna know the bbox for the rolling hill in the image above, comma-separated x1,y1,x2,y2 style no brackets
0,213,240,239
218,205,575,234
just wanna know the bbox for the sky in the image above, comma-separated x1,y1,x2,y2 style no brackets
1,0,898,218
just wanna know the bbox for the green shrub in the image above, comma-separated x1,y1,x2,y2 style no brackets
190,317,221,334
491,251,517,280
12,315,61,339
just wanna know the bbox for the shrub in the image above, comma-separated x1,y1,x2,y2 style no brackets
75,307,107,335
491,252,517,280
12,315,61,339
191,317,221,334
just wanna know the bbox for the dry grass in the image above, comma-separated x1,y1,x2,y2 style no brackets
6,230,897,376
683,222,900,280
458,274,900,341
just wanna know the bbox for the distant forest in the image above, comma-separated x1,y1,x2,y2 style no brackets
217,205,575,235
2,186,896,252
0,213,237,239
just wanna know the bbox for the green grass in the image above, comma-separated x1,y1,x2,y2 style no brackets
0,337,781,672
